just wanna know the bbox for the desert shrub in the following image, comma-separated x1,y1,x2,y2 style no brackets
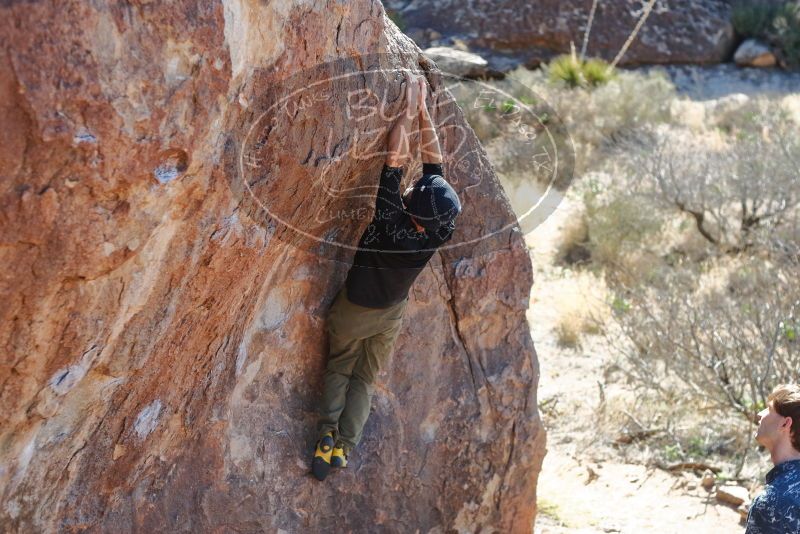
592,100,800,447
555,315,582,349
504,66,674,175
460,106,501,144
731,1,800,67
547,54,583,88
584,196,660,268
616,100,800,255
598,387,757,473
580,182,664,286
581,315,605,336
732,0,782,38
593,258,797,477
609,258,800,419
546,53,616,89
451,66,675,177
773,2,800,66
712,95,769,133
556,214,591,265
555,310,606,349
450,79,568,159
582,58,615,87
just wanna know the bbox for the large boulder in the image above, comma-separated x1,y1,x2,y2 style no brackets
387,0,736,70
423,46,492,78
0,0,545,532
734,39,777,68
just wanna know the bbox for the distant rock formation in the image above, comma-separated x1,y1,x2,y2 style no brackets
423,47,493,78
0,1,544,532
734,39,778,68
388,0,736,71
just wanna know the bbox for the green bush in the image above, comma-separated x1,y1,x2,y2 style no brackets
731,0,781,38
582,58,616,87
546,54,615,89
773,2,800,66
731,1,800,67
548,54,583,88
583,193,663,276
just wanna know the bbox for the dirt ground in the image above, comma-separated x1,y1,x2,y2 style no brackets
525,192,744,533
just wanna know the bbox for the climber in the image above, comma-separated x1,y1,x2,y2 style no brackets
311,72,462,481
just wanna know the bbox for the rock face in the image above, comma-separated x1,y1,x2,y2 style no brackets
0,1,544,532
387,0,735,70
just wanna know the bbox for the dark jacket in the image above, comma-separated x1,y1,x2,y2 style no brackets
345,163,455,308
745,459,800,534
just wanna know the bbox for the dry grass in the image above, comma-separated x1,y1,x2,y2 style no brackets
583,378,772,480
555,314,583,349
556,214,590,266
508,66,675,175
450,65,675,179
550,271,611,350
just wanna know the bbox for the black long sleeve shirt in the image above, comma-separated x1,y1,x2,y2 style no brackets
344,163,454,309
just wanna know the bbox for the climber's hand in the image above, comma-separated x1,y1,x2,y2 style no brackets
417,74,442,165
416,75,428,113
403,71,420,120
386,71,420,167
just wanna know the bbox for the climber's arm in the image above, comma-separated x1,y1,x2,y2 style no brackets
373,165,404,223
385,73,419,167
384,122,412,168
416,77,458,245
417,78,443,166
375,73,420,223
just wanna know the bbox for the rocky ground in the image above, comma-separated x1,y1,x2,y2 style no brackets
649,63,800,100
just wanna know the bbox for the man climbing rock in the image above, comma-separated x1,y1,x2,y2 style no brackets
311,72,462,481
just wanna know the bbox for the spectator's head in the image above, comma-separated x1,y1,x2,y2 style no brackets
402,174,462,237
756,384,800,454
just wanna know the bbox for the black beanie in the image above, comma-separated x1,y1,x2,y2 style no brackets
403,174,462,233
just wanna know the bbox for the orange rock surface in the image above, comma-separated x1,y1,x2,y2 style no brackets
0,1,544,531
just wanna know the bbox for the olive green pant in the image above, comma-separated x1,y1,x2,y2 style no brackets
316,285,408,455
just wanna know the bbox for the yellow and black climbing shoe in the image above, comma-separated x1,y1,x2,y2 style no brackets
311,431,335,481
331,442,348,468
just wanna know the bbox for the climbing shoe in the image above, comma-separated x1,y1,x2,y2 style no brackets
311,431,335,481
331,441,348,468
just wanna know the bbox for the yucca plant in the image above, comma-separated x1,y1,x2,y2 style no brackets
546,45,615,89
582,58,616,86
547,53,584,88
